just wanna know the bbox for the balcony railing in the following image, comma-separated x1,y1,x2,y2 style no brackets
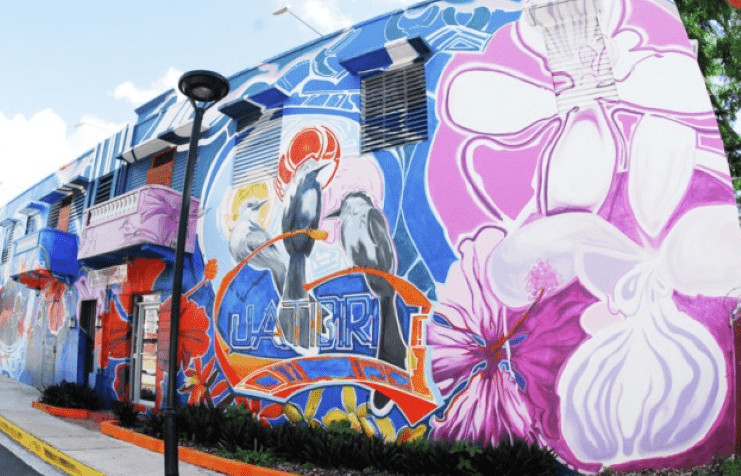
11,228,79,286
78,184,199,266
87,191,140,227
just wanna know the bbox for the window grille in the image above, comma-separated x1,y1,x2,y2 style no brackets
94,173,114,206
232,108,283,186
361,62,428,153
530,0,618,114
2,223,15,264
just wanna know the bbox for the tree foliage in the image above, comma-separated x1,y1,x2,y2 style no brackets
674,0,741,176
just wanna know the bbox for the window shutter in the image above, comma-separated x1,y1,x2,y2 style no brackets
232,108,283,186
94,173,114,206
125,157,151,193
68,192,85,235
25,214,38,236
530,0,617,114
361,62,428,153
171,152,198,197
48,201,60,229
1,223,15,264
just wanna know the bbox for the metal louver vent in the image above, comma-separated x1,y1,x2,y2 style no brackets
94,173,114,206
232,108,283,186
531,0,618,114
361,62,428,153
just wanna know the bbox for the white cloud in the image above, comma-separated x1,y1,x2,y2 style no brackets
112,67,183,107
272,0,422,36
302,0,354,32
0,110,125,207
0,109,70,206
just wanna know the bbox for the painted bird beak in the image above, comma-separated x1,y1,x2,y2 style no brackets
325,208,341,219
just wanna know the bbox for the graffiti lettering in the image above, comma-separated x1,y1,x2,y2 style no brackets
229,294,378,352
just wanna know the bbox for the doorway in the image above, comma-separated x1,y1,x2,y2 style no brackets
131,294,160,405
79,300,97,386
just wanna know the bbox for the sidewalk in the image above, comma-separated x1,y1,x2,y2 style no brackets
0,376,221,476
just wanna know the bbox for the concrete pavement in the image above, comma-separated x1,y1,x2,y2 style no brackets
0,376,221,476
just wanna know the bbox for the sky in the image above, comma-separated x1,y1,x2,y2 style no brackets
0,0,417,206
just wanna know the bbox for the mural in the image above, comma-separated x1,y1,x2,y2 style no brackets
0,0,738,473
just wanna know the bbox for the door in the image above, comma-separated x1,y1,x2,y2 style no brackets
79,300,97,386
41,330,56,388
131,294,160,405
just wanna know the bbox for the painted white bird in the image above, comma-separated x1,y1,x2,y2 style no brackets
228,198,286,293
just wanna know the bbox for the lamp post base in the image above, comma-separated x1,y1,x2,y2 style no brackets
163,407,179,476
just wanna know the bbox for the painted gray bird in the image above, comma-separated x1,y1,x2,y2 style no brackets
279,164,326,348
228,198,287,293
326,191,406,412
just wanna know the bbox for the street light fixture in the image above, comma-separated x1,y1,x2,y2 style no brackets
273,5,323,37
164,69,229,476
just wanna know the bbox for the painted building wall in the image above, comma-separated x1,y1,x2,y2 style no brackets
0,0,739,473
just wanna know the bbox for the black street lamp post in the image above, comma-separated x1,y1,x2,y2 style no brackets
164,70,229,476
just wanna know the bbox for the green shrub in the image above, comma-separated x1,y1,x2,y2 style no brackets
141,410,164,439
179,404,224,446
140,402,557,475
112,402,140,428
40,380,102,411
470,437,556,476
709,454,741,476
217,439,280,467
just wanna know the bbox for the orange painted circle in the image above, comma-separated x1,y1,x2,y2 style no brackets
729,0,741,7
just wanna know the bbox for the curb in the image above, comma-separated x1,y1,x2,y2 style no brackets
100,421,298,476
32,402,116,423
0,413,105,476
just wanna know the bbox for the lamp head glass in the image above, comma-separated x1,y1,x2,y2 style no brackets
178,70,230,103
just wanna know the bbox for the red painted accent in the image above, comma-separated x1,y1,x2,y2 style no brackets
274,126,341,198
16,270,55,290
107,303,131,360
42,280,68,334
728,0,741,8
120,258,166,311
159,297,209,368
365,382,438,424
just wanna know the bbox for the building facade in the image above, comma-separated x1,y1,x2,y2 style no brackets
1,0,739,472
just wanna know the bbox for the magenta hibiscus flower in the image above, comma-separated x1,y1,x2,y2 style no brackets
428,227,591,447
